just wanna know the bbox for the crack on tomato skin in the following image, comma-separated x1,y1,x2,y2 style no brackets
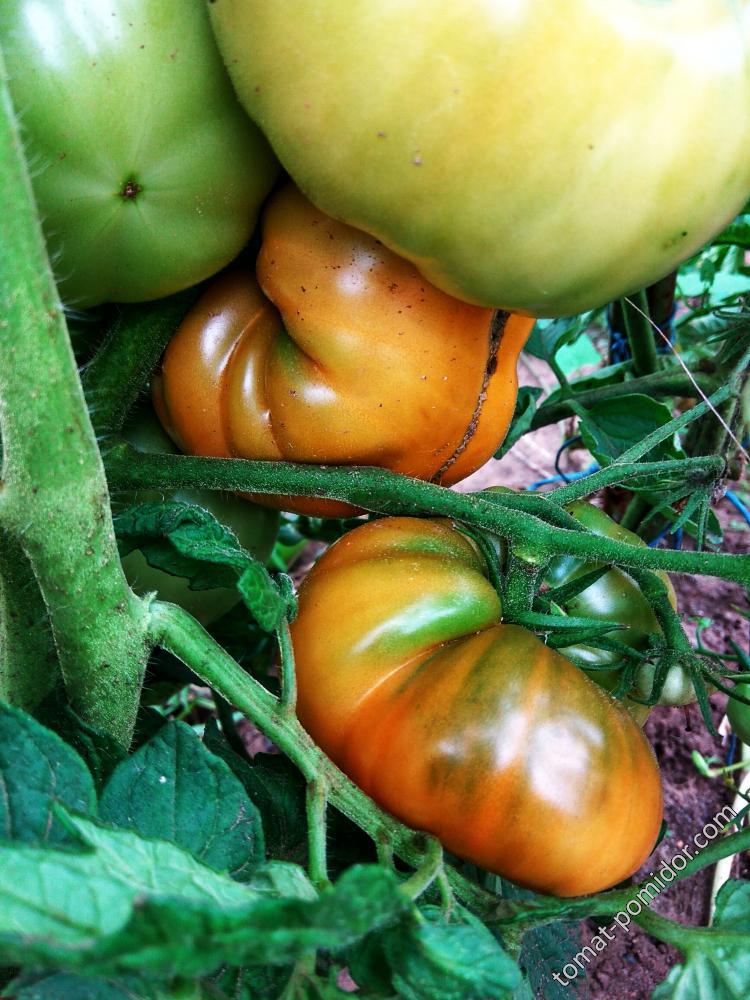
431,309,508,484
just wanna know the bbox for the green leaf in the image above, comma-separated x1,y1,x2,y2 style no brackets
0,814,410,978
245,860,317,901
712,879,750,932
0,702,95,846
504,882,589,1000
653,880,750,999
99,722,264,879
114,501,290,631
203,720,308,866
578,394,684,465
495,387,542,458
8,973,158,1000
385,906,520,1000
237,562,289,632
524,314,598,366
36,694,127,790
713,217,750,250
542,362,629,408
114,502,245,590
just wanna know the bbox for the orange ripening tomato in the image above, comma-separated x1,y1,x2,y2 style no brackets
291,517,663,897
153,184,533,516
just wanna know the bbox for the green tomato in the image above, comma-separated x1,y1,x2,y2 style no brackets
634,662,697,709
546,500,690,714
727,683,750,746
0,0,277,307
209,0,750,316
118,404,279,626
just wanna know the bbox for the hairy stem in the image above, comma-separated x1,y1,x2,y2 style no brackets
108,449,750,585
0,531,58,710
305,778,330,891
549,456,723,508
82,290,200,436
0,54,149,746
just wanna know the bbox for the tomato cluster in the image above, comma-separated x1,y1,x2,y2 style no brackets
12,0,740,901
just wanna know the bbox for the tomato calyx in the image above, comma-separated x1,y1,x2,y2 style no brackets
120,177,143,201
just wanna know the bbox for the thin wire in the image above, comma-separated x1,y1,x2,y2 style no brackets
623,295,749,464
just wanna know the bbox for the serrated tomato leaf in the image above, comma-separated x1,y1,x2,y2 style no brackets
579,395,684,465
653,880,750,999
0,703,95,846
99,721,264,879
0,815,411,978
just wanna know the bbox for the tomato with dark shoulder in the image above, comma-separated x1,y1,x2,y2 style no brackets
0,0,277,306
153,183,533,517
118,404,279,626
209,0,750,316
291,516,663,896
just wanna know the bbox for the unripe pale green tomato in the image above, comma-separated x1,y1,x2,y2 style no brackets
118,405,278,626
727,683,750,746
209,0,750,317
0,0,277,307
545,500,694,713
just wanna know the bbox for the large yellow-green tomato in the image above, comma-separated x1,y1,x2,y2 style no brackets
209,0,750,316
0,0,277,307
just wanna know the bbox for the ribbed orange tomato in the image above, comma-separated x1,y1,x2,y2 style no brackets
291,517,663,896
154,184,533,516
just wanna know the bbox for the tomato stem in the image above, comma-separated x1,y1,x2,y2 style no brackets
305,777,331,892
0,54,149,746
620,290,659,377
106,447,750,586
277,618,298,717
400,836,445,901
530,369,719,430
82,291,200,436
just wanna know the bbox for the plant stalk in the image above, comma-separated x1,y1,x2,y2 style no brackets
0,52,149,746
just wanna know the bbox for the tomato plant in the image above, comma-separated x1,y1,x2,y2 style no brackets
291,516,663,896
153,183,534,515
209,0,750,316
118,405,279,625
2,5,750,995
0,0,277,306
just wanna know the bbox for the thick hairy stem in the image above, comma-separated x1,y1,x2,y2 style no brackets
147,600,498,916
82,290,200,436
108,449,750,585
0,531,58,710
0,54,149,746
